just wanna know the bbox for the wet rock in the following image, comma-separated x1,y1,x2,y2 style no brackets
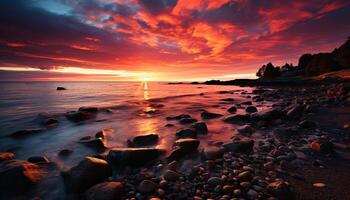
79,107,98,113
241,101,252,105
163,170,181,181
310,140,334,154
207,177,223,186
165,123,174,127
10,128,46,138
223,138,254,153
201,147,224,160
107,148,164,167
62,157,112,192
179,117,198,124
174,138,200,152
85,182,123,200
250,108,281,121
227,106,237,113
166,114,191,120
167,139,200,161
245,106,257,113
28,156,49,164
0,152,15,163
221,98,235,102
286,104,304,120
224,114,250,123
138,180,157,194
56,87,66,90
298,120,317,129
0,160,43,190
65,111,95,122
267,181,292,199
191,122,208,135
58,149,73,157
201,111,223,119
238,171,252,181
127,134,159,147
95,129,113,139
237,125,254,136
79,138,107,151
176,129,197,139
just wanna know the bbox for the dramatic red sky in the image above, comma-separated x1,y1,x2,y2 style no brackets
1,0,350,81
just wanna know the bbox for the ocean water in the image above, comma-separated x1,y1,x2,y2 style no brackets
0,81,269,199
0,81,257,167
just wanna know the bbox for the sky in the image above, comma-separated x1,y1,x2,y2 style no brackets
0,0,350,81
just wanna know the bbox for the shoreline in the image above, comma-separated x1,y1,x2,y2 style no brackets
1,82,350,200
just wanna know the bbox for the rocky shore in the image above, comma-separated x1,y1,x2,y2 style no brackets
1,80,350,200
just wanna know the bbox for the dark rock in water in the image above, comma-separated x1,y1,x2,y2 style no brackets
79,138,107,151
218,91,230,94
201,111,223,119
221,98,235,102
165,123,174,127
62,157,112,192
237,125,254,136
0,160,43,190
286,104,304,120
201,147,224,160
10,128,46,138
222,138,254,153
107,148,164,167
224,114,250,123
65,111,95,122
45,118,58,125
127,134,159,147
166,114,191,120
79,106,99,113
168,139,200,161
138,180,157,194
250,108,281,121
310,140,334,154
227,106,237,113
85,181,123,200
95,129,114,139
298,120,317,129
241,101,252,105
245,106,257,113
56,87,66,90
191,122,208,135
267,181,293,200
179,117,198,124
174,138,200,152
176,129,197,139
163,170,181,181
58,149,73,157
0,152,15,163
28,156,49,164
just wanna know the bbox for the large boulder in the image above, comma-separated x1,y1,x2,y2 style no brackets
167,139,200,161
127,134,159,147
62,157,112,192
250,108,281,121
85,182,123,200
0,160,43,190
79,138,107,151
107,148,164,168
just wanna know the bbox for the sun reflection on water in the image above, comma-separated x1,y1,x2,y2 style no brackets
143,81,149,100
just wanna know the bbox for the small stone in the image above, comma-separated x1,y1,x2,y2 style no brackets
313,182,326,188
0,152,15,163
247,189,258,200
28,156,49,164
85,181,123,200
227,106,237,113
137,180,157,194
201,111,223,119
192,122,208,135
238,171,252,181
222,185,233,194
207,177,223,186
163,170,181,181
245,106,257,113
